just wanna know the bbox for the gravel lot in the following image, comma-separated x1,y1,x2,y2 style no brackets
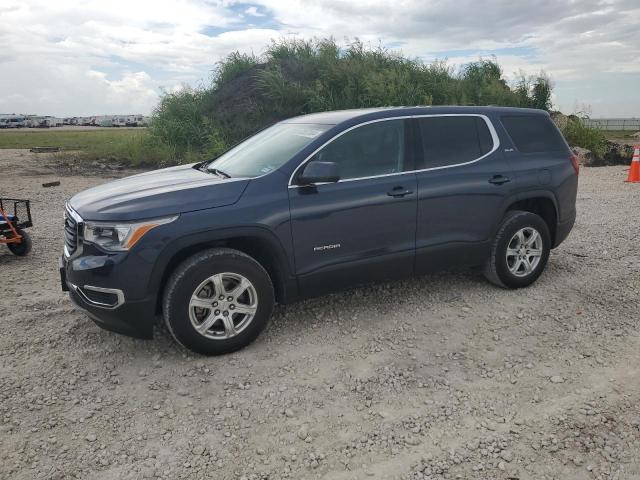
1,149,639,480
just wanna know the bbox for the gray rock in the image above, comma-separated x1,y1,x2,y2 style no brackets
500,450,513,462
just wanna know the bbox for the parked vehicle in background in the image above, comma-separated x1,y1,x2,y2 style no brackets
40,117,63,128
97,117,114,127
112,116,128,127
125,115,147,127
79,117,96,126
60,106,578,355
1,114,149,128
26,116,42,128
3,116,27,128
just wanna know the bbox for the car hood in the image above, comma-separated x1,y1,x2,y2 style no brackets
69,163,250,221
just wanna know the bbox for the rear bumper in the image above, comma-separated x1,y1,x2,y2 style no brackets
553,209,576,248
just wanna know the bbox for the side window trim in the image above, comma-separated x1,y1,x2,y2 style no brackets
288,114,500,187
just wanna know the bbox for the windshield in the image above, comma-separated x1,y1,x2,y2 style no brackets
207,123,331,178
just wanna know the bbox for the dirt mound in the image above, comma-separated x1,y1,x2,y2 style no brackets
574,142,634,167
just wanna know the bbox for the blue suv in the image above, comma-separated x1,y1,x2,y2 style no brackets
60,106,578,355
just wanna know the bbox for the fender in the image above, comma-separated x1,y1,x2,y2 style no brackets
147,225,298,308
494,189,559,236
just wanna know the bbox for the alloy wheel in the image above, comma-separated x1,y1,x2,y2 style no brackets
505,227,543,277
188,272,258,340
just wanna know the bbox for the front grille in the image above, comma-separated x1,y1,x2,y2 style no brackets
64,207,80,256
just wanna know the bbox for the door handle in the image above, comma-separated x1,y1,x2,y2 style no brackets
387,186,413,198
488,175,511,185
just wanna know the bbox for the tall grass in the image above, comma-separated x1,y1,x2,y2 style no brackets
149,38,554,162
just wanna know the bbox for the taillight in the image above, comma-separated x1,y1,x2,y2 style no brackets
570,154,580,175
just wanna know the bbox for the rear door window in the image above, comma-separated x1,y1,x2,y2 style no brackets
417,116,494,169
501,115,567,153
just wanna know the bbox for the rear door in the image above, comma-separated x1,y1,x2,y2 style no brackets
414,115,515,273
288,118,418,296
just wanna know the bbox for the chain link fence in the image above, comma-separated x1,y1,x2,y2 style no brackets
582,118,640,131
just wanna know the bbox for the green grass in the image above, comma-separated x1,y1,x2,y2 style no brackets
0,128,198,166
600,130,639,141
0,128,141,149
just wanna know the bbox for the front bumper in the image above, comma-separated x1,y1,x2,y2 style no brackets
60,255,155,339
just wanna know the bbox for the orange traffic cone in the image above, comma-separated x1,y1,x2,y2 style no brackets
626,145,640,182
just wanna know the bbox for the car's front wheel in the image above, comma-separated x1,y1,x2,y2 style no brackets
163,248,274,355
483,210,551,288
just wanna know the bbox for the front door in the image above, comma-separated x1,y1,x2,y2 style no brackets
288,118,418,297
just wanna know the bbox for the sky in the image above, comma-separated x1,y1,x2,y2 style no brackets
0,0,638,118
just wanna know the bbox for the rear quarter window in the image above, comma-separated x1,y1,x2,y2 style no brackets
501,115,568,153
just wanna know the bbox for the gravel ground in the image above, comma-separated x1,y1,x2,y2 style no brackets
1,149,639,480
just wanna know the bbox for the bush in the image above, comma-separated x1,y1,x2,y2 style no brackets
560,117,608,159
150,38,556,162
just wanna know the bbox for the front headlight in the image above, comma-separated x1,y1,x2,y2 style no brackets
83,215,178,251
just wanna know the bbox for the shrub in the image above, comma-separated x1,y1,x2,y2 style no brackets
561,117,608,159
150,37,557,162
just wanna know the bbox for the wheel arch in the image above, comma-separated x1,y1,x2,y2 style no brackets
150,227,297,315
503,191,559,246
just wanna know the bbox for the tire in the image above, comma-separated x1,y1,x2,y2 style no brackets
163,248,274,355
483,210,551,289
8,229,32,256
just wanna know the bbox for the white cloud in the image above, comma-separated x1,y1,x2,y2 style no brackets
0,0,638,116
244,6,265,17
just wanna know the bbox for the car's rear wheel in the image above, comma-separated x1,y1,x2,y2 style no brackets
7,229,32,256
483,210,551,288
163,248,274,355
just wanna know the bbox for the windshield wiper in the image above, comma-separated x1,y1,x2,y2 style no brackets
209,168,231,179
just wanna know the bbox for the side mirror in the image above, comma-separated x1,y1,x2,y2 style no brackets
297,161,340,185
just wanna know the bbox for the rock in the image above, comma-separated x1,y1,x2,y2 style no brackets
550,376,565,384
467,439,480,451
297,425,309,440
85,434,97,442
603,141,634,166
575,141,634,167
500,450,513,462
572,147,596,167
405,436,421,446
192,445,205,455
